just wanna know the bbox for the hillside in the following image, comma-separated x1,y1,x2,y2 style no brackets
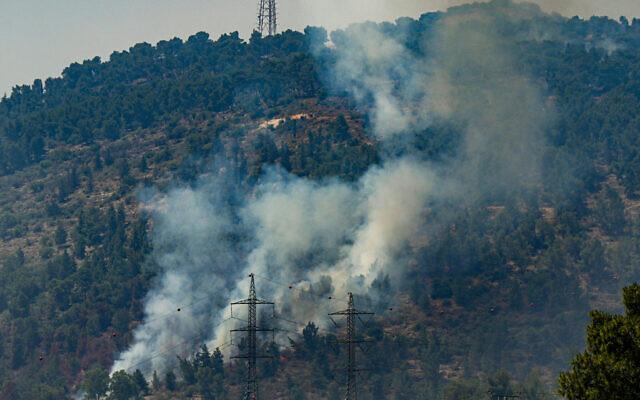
2,1,640,399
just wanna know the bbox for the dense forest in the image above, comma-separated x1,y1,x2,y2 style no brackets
2,1,640,398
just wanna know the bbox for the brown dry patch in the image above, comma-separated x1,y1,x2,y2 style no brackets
540,207,556,223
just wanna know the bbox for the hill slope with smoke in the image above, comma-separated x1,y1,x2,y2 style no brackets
113,1,555,376
2,1,640,398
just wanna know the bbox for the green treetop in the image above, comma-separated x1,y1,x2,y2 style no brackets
559,284,640,399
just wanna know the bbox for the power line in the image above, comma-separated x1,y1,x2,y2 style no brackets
119,316,234,374
110,272,350,379
252,272,350,304
108,275,563,400
272,314,338,338
329,292,374,400
230,273,275,400
137,291,219,326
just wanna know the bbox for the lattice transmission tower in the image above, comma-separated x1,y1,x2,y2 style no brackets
329,293,374,400
257,0,277,36
230,273,275,400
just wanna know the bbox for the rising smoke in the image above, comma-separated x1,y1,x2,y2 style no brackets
111,171,247,373
112,1,554,375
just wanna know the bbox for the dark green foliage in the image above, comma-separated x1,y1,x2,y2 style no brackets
195,344,212,369
81,366,109,400
108,370,139,400
0,199,152,397
196,367,218,400
132,369,149,396
595,188,626,236
3,3,640,398
171,344,225,398
558,284,640,399
212,347,224,376
302,322,320,355
330,115,350,140
56,167,79,202
0,30,320,176
0,208,21,239
151,371,160,392
178,356,197,386
3,249,25,272
137,156,148,173
164,370,176,391
54,224,67,246
442,371,553,400
45,200,61,217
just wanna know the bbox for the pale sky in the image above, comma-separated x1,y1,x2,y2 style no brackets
1,0,640,97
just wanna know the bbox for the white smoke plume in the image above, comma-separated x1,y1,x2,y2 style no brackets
227,158,438,333
113,1,554,375
111,172,246,374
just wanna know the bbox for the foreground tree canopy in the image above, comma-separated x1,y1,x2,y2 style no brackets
559,284,640,399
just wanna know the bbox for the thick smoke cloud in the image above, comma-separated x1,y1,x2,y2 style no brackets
435,10,551,194
330,22,444,140
111,172,245,374
113,1,554,375
286,0,640,29
330,3,550,192
531,0,640,18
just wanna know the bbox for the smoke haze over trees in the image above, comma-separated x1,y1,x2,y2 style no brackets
2,0,640,398
113,0,559,376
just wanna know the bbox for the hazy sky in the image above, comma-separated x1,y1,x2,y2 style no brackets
1,0,640,96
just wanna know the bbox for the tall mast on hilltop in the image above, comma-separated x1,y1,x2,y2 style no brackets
257,0,277,36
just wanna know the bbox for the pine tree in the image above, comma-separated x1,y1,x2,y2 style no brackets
303,322,319,354
138,156,148,173
151,370,161,392
106,206,117,236
559,284,640,399
178,357,197,385
109,370,138,400
54,224,67,246
58,250,75,279
197,367,218,400
93,147,103,171
195,344,212,369
129,216,148,254
103,149,113,166
74,234,86,259
165,370,177,391
80,365,109,400
85,169,94,193
212,347,224,376
132,369,149,395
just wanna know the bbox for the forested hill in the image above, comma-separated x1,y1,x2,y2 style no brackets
2,1,640,398
0,29,326,175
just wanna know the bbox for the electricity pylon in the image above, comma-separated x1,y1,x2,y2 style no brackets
230,273,274,400
329,293,374,400
257,0,277,36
